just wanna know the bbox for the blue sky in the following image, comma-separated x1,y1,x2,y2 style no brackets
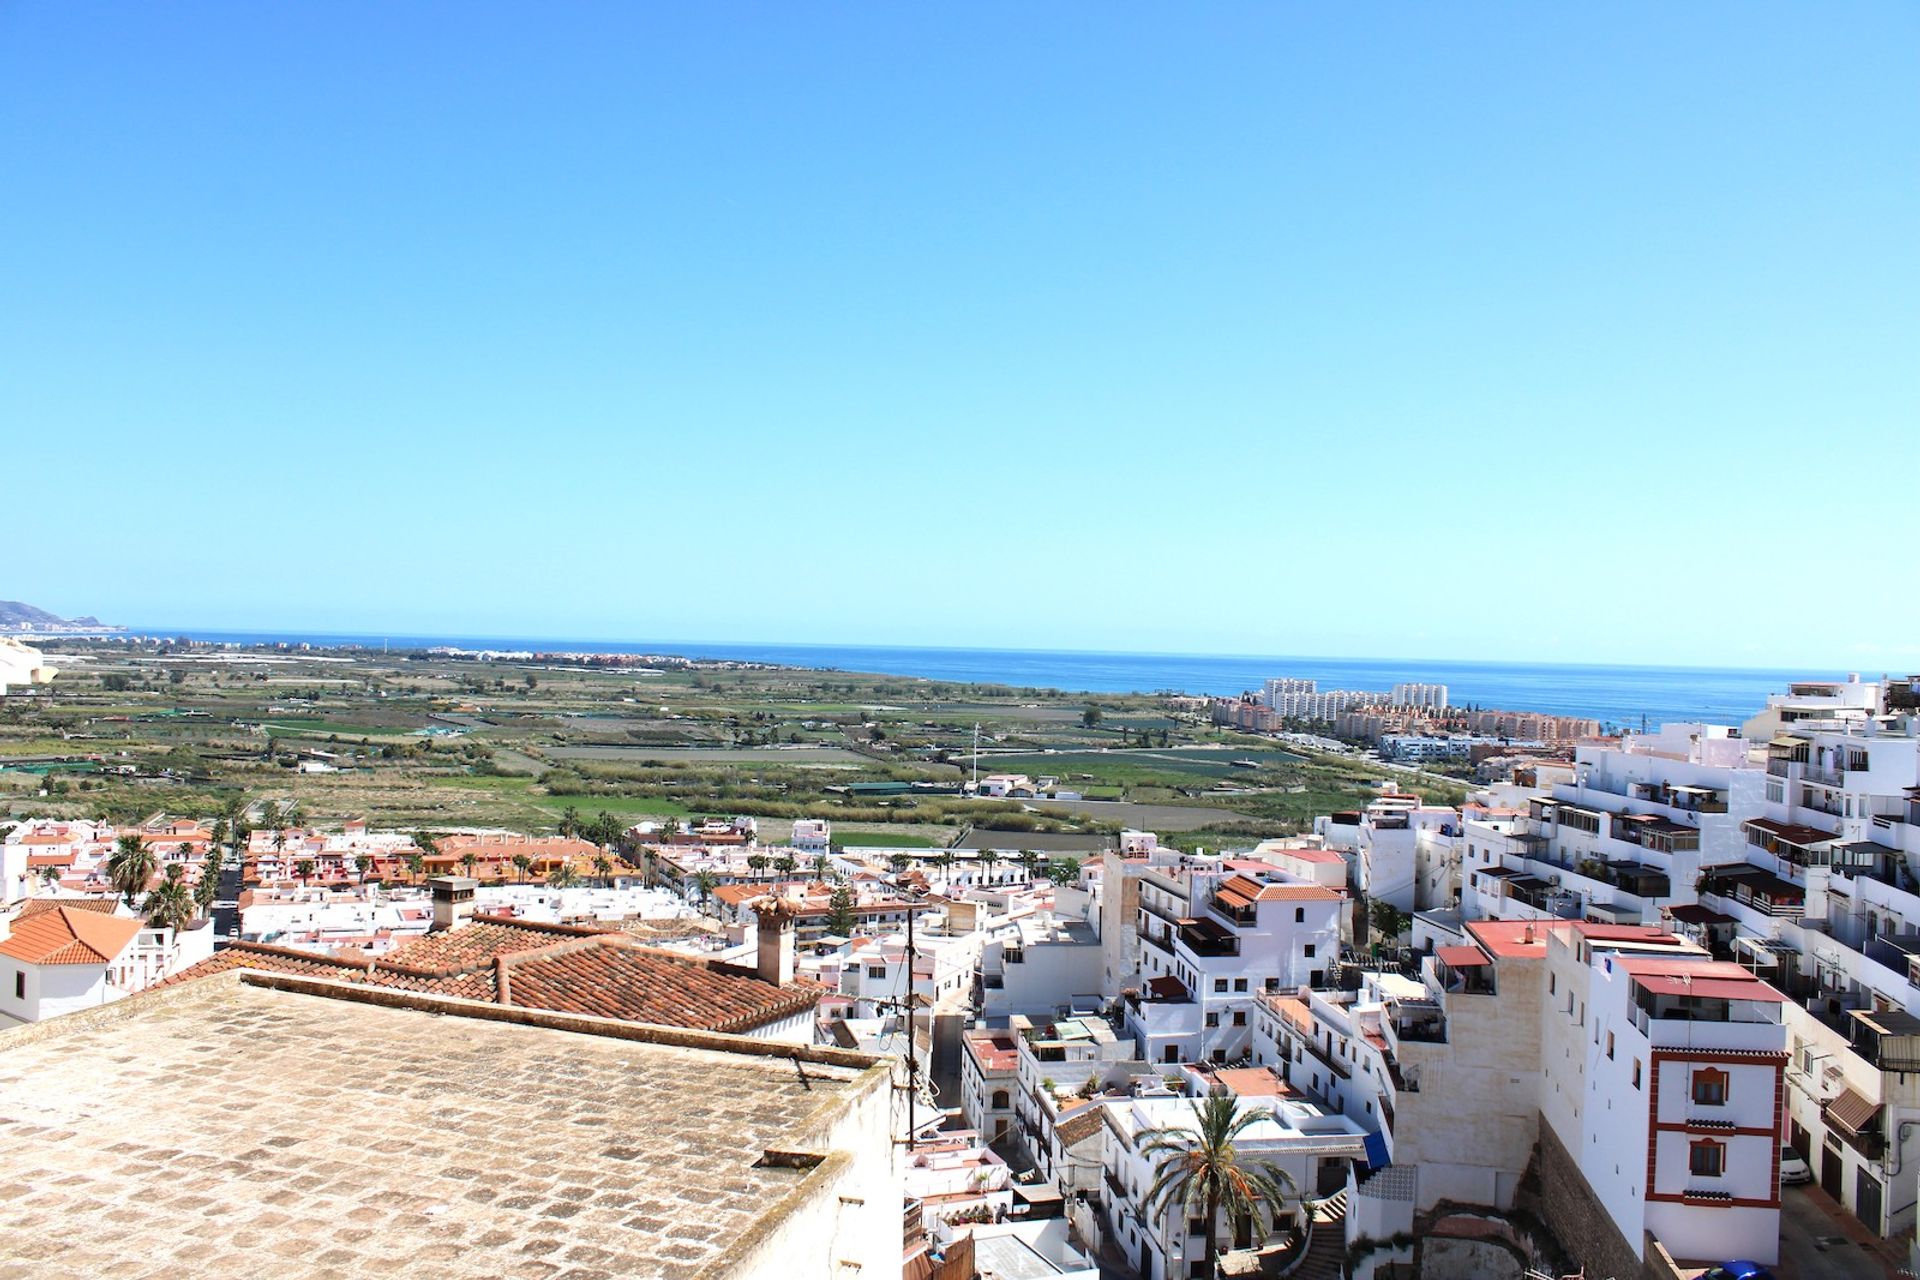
4,4,1916,668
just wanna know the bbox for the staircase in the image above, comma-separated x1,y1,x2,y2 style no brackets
1283,1190,1348,1280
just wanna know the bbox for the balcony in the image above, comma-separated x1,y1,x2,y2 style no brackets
1178,917,1241,958
1840,1004,1920,1068
1802,765,1845,788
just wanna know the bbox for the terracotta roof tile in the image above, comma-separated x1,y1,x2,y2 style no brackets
0,907,143,966
161,916,820,1034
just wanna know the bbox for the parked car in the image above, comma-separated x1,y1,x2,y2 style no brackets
1780,1145,1813,1185
1700,1263,1776,1280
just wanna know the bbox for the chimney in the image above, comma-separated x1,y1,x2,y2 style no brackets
429,875,477,931
754,901,797,987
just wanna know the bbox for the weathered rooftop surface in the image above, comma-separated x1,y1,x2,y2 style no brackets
0,974,883,1279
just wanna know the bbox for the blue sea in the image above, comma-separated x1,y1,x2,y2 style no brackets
128,629,1850,732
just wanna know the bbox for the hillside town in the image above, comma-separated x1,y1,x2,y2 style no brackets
5,660,1920,1278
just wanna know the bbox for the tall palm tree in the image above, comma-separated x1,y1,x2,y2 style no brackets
194,844,224,915
512,853,533,885
107,833,157,908
593,854,613,886
691,869,718,913
260,800,282,833
459,851,479,879
405,850,426,884
145,865,195,933
1141,1092,1299,1277
548,863,578,890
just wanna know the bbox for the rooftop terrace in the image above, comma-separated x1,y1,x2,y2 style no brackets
0,973,886,1279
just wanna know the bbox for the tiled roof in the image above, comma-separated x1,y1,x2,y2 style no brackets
15,897,120,918
1215,874,1341,907
507,944,822,1035
377,917,605,974
0,907,143,966
163,915,820,1033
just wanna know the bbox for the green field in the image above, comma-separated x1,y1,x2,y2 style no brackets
0,640,1394,844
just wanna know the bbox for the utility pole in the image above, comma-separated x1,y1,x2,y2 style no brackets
885,864,926,1151
971,722,980,791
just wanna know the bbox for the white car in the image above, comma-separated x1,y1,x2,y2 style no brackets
1780,1146,1813,1186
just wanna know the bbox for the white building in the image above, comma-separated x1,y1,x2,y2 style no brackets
1390,682,1449,711
0,903,215,1026
1127,867,1343,1066
0,638,56,694
1100,1090,1366,1280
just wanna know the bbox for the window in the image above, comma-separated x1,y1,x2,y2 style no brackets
1234,978,1248,993
1295,908,1305,922
1606,1032,1615,1059
1689,1140,1725,1177
1692,1068,1728,1106
1304,944,1317,958
866,965,887,979
12,972,20,1000
1205,1012,1220,1028
1632,1060,1642,1089
1233,1011,1247,1027
1549,973,1556,995
991,1090,1010,1110
1214,979,1228,993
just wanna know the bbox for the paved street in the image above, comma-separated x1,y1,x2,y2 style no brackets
1773,1183,1904,1280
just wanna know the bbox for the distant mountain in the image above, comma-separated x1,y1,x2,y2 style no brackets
0,601,120,632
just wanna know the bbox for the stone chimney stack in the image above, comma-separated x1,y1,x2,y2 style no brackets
429,876,477,932
753,900,797,987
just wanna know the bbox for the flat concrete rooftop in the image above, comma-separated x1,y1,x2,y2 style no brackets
0,974,881,1279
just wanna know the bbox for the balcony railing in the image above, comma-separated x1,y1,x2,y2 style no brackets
1803,766,1845,788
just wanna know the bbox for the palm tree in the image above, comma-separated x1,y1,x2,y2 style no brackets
980,849,1001,882
107,833,157,908
512,853,533,885
145,865,196,933
459,851,479,879
260,800,282,833
691,869,718,913
559,806,581,839
774,854,797,879
548,863,579,890
405,850,426,884
747,853,770,876
593,854,613,887
192,860,220,916
1140,1092,1299,1277
295,858,315,884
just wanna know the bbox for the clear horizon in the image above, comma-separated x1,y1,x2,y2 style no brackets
81,623,1891,678
7,4,1916,669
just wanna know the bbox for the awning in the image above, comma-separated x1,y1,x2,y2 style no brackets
1664,904,1734,926
1770,734,1808,749
1437,944,1491,968
1826,1086,1883,1138
1630,974,1786,1002
1744,817,1837,847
